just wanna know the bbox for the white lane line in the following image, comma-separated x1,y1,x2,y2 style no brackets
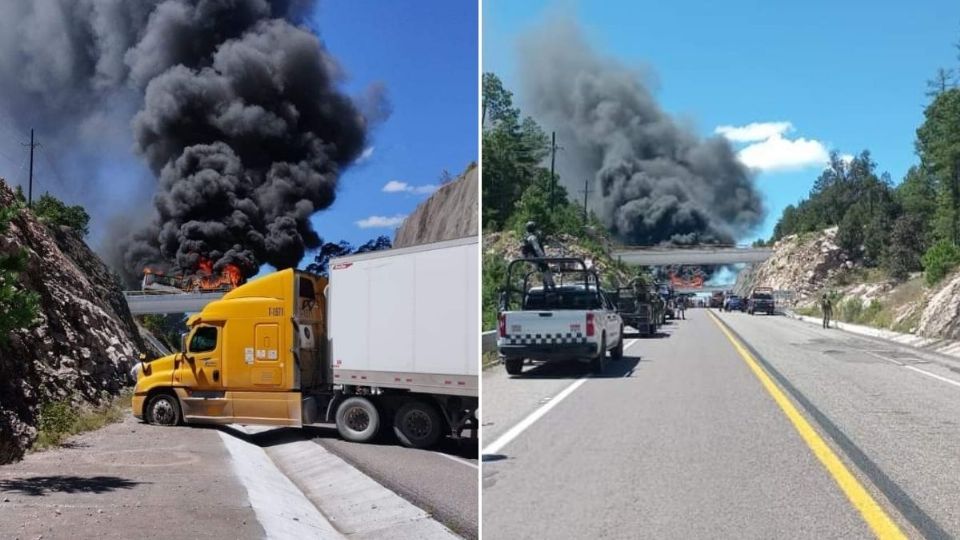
859,349,960,389
904,365,960,389
434,451,479,469
482,376,589,456
482,338,641,456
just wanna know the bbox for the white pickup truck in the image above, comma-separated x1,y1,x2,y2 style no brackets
497,258,624,375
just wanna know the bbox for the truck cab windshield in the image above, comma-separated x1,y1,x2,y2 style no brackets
189,327,218,353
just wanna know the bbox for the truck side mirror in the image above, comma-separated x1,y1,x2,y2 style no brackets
181,332,189,354
498,291,507,311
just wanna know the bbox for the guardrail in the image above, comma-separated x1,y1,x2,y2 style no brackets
482,330,497,354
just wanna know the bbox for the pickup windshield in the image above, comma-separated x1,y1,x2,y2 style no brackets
752,293,773,300
523,288,602,310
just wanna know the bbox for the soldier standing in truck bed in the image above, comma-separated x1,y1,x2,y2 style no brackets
521,221,555,289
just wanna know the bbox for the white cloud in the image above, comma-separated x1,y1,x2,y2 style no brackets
736,134,830,172
356,214,407,229
840,153,854,164
714,122,793,143
356,146,375,163
382,180,438,195
716,121,831,172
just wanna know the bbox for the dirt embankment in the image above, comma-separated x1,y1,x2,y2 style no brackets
393,164,478,248
0,179,143,464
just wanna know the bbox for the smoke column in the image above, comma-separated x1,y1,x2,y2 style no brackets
0,0,378,281
518,19,764,246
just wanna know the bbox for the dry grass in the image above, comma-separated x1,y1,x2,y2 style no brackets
33,389,132,451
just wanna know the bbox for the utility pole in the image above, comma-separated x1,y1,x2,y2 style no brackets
548,131,562,211
579,177,593,223
22,129,39,207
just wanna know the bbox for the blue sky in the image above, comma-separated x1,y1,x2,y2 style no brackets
483,0,960,242
306,1,478,256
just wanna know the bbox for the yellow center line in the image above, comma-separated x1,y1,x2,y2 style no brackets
707,311,906,540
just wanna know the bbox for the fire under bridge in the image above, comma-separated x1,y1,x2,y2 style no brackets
124,291,225,315
612,245,774,266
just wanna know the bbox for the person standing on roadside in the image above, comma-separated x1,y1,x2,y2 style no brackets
821,293,832,328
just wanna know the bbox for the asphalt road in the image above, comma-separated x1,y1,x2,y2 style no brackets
481,308,960,539
310,426,479,539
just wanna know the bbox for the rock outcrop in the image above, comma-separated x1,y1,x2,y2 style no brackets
394,164,478,248
918,272,960,339
735,227,850,304
0,179,143,464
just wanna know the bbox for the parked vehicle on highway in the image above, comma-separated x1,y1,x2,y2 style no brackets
747,287,776,315
612,278,658,337
723,294,744,312
133,236,478,449
659,284,676,321
709,291,725,309
497,257,624,375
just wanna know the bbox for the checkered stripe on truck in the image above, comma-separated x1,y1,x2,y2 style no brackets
502,333,587,345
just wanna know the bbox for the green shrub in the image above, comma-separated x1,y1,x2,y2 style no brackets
31,192,90,236
921,240,960,285
482,253,507,330
839,297,863,322
0,204,39,342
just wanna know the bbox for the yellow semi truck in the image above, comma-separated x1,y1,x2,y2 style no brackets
132,236,478,448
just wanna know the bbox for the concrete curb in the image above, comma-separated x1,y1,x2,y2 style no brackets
784,310,960,361
226,426,459,539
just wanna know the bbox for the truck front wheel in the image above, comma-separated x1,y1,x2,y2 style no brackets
336,397,380,443
393,401,443,449
504,358,523,375
146,392,181,426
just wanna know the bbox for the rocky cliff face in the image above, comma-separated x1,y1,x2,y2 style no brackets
918,272,960,339
0,179,143,464
735,227,851,304
394,165,478,248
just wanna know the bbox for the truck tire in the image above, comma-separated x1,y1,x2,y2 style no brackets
336,397,380,443
504,357,523,375
146,392,181,426
591,336,607,374
611,330,624,360
393,400,443,449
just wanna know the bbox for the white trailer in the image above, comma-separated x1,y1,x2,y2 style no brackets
325,235,478,447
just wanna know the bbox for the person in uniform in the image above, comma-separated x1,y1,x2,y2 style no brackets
521,221,555,289
821,293,833,328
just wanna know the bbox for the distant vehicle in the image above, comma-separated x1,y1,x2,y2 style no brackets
659,284,676,320
709,291,725,309
497,258,624,375
748,287,776,315
723,295,744,312
612,278,658,337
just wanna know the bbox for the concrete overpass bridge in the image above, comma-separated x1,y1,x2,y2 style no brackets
612,245,773,266
124,291,224,315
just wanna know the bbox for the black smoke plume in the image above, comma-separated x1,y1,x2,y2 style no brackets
518,19,764,246
0,1,377,282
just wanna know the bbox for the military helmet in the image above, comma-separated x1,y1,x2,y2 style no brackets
525,221,536,233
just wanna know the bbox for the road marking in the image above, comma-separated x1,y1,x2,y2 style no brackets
482,338,641,456
857,350,960,389
707,312,906,540
434,451,479,469
904,365,960,389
